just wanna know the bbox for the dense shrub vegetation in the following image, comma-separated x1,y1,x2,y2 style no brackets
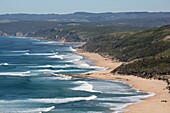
83,25,170,76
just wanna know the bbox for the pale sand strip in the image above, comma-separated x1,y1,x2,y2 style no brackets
75,49,170,113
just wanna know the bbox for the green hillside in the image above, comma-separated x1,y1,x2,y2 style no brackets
83,25,170,76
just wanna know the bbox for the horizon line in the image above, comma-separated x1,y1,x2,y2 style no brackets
0,11,170,15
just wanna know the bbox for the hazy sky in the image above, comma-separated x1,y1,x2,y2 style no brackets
0,0,170,14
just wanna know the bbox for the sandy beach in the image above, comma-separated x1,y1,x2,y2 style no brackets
75,49,170,113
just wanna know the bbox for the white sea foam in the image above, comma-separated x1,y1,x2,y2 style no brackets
98,101,142,113
73,60,106,70
0,95,97,104
50,76,72,80
67,59,81,62
0,71,30,76
73,61,90,67
36,69,56,73
47,55,64,59
36,106,55,113
12,51,60,56
69,47,77,52
11,50,30,53
97,92,155,113
79,63,90,67
90,80,136,95
71,81,102,93
36,69,77,73
63,53,83,62
0,63,9,66
22,106,55,113
11,36,27,39
102,103,128,113
34,41,63,45
34,95,96,104
51,74,72,80
97,95,147,104
30,53,55,56
9,50,45,56
27,64,71,69
34,75,72,81
56,69,85,73
28,95,97,104
0,106,55,113
1,54,24,56
121,92,155,102
18,53,55,56
24,52,30,55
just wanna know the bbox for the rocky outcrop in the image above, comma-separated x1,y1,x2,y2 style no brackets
16,32,24,37
0,31,8,36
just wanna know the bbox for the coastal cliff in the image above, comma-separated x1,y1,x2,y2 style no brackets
0,28,82,42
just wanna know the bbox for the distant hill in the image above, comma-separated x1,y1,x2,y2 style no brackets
0,12,170,26
0,20,147,42
0,12,170,42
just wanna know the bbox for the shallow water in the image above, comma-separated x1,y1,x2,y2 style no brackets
0,36,152,113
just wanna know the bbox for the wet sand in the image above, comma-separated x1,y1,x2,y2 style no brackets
75,49,170,113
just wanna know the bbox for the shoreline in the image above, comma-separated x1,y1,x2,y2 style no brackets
75,49,170,113
4,36,170,112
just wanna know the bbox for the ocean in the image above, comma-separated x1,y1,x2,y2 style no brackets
0,36,153,113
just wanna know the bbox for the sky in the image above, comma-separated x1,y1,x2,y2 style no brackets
0,0,170,14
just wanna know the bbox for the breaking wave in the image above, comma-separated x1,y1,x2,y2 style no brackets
0,71,30,76
0,95,97,104
0,63,9,66
71,81,102,93
0,106,55,113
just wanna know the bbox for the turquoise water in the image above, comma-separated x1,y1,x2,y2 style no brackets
0,36,152,113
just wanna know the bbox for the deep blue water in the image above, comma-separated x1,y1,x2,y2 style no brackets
0,36,152,113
